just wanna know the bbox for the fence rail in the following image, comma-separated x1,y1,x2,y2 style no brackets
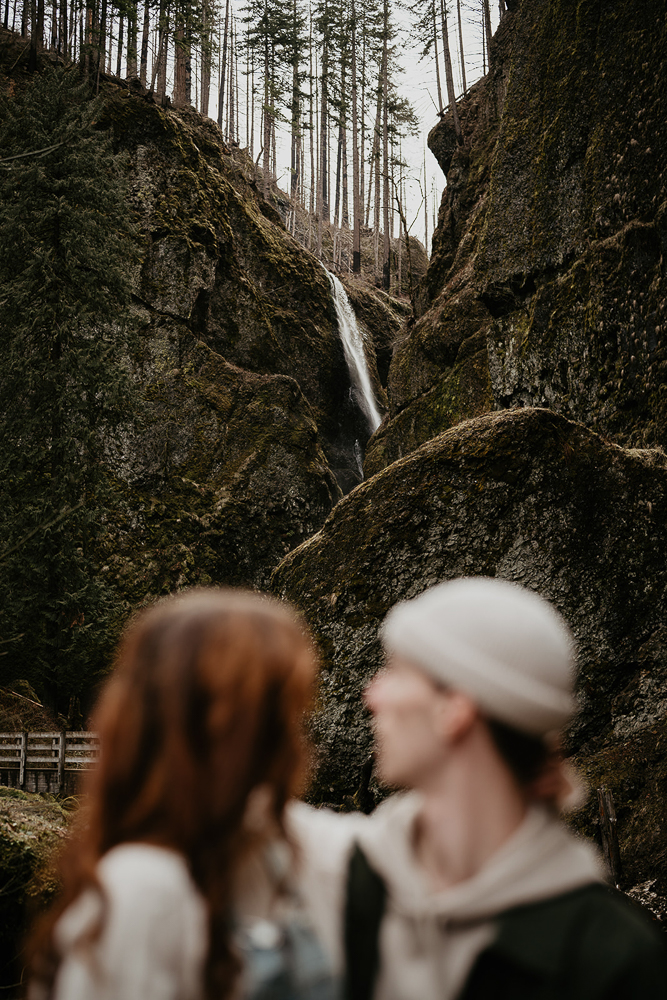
0,731,99,795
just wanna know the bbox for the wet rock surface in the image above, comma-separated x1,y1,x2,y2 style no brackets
94,89,393,599
367,0,667,475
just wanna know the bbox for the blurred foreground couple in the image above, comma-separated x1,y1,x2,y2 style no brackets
29,579,666,1000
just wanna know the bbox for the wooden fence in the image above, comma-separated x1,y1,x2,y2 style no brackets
0,731,99,795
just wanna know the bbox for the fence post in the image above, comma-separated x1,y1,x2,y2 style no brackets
57,731,66,795
597,785,622,885
19,731,27,790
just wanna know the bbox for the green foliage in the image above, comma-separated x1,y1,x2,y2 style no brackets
0,67,139,720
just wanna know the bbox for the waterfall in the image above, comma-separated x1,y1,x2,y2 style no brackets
325,270,382,434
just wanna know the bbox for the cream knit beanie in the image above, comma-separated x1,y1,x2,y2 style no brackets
381,577,575,736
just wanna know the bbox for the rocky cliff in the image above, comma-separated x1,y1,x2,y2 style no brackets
91,82,400,599
365,0,667,476
274,407,667,894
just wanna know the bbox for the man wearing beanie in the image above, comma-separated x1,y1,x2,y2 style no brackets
288,577,667,1000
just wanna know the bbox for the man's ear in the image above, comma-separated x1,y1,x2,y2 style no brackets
438,690,480,744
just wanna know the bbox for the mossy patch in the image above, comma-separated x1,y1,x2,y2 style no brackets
0,789,70,990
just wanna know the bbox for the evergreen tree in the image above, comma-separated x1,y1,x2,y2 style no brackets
0,67,138,720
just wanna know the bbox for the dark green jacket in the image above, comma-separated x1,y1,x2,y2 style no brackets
460,883,667,1000
344,846,667,1000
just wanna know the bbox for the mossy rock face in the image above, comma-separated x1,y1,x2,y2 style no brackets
569,718,667,912
101,90,350,458
0,788,69,990
374,0,667,473
273,408,667,832
86,85,368,601
103,327,341,599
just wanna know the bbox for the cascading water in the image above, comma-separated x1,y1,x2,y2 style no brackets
325,270,382,434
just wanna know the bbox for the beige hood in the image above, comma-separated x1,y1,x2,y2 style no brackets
355,791,605,924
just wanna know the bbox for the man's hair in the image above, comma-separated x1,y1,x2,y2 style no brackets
487,718,549,787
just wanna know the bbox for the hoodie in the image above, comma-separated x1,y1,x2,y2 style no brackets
289,794,605,1000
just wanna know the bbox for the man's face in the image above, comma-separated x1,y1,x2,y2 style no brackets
364,657,452,788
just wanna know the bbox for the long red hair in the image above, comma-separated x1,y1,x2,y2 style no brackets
30,588,316,997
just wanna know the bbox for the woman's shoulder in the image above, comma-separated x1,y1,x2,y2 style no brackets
57,843,207,942
97,843,197,896
53,844,207,1000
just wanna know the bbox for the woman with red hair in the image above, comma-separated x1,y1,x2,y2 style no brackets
28,588,336,1000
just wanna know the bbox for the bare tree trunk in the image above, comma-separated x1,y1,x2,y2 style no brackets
316,48,323,258
60,0,67,55
217,0,230,130
481,2,486,73
227,18,234,137
456,0,467,94
82,0,93,76
115,13,123,75
289,0,301,224
174,21,186,105
107,16,114,70
381,0,390,291
432,0,443,112
28,0,44,71
359,20,366,227
423,147,428,251
51,0,57,49
157,10,168,96
334,120,342,228
308,12,315,249
351,12,361,272
320,30,329,226
151,0,167,96
37,0,44,49
366,78,381,228
184,19,192,104
96,0,107,90
262,22,271,199
440,0,462,142
139,0,149,85
234,20,240,140
373,130,380,274
482,0,493,71
341,115,349,229
126,3,137,77
199,0,210,115
250,40,255,157
393,179,415,313
246,26,250,147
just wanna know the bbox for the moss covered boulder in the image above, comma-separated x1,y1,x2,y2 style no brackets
104,332,341,596
368,0,667,474
273,408,667,845
0,788,68,992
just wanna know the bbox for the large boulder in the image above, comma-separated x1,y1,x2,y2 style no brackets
366,0,667,475
273,408,667,892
